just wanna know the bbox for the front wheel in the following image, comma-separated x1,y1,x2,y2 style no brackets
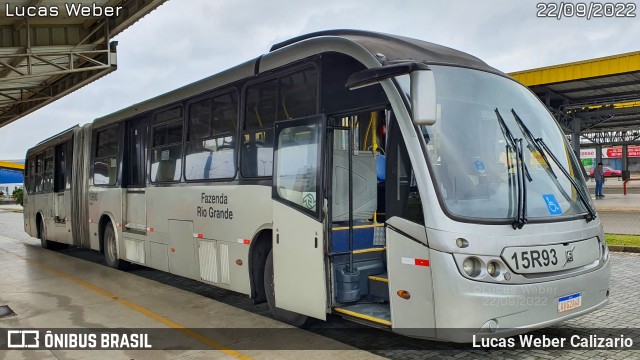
263,250,310,327
103,223,124,269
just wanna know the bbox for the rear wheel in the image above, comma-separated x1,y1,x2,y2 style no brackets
103,224,122,269
39,220,56,250
264,250,310,327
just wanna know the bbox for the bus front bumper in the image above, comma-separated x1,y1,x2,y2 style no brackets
430,250,611,342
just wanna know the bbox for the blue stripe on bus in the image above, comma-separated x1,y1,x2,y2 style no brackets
559,293,581,302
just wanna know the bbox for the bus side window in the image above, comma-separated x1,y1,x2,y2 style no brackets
43,148,54,192
242,80,277,178
54,143,66,192
27,156,36,194
150,107,183,183
35,153,44,193
386,126,424,224
241,67,319,178
277,67,318,120
94,126,119,186
185,91,238,180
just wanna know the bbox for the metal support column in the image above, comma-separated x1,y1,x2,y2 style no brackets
596,145,603,167
571,118,582,155
622,145,629,171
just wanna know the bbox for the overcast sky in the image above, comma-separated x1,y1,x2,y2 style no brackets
2,0,639,159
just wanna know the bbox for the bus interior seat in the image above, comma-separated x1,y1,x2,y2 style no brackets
332,149,377,222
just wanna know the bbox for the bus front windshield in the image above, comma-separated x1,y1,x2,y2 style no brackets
417,65,591,223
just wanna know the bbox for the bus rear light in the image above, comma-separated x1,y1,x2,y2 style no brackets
397,290,411,299
238,239,251,245
193,233,203,239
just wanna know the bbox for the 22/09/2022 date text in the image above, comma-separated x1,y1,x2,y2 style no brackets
537,2,636,19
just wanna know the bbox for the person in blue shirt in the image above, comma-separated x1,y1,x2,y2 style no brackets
594,162,605,199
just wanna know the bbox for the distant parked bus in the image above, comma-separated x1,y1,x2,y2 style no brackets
23,30,610,341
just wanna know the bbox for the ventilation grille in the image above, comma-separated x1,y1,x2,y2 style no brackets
220,243,230,285
124,239,145,264
198,240,218,284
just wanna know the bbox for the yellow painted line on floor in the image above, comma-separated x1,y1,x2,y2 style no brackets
7,251,251,360
334,307,391,326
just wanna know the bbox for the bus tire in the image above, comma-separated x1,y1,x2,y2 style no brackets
103,223,123,269
264,250,310,327
39,220,56,250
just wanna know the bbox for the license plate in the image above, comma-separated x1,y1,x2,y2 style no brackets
501,238,600,274
558,293,582,313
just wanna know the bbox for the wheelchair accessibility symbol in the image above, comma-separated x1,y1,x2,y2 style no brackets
542,194,562,216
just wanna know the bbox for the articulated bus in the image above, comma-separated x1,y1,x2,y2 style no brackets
23,30,610,341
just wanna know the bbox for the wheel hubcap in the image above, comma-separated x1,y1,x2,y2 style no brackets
107,233,116,260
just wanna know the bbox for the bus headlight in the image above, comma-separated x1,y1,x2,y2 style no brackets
487,261,500,277
463,257,481,277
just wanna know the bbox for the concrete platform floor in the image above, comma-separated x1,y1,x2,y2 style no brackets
1,202,639,359
0,233,382,360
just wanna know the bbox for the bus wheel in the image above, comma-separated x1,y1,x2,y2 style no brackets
103,224,121,269
264,250,310,327
39,220,55,250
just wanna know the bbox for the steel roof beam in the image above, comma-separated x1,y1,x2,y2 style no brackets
553,77,640,94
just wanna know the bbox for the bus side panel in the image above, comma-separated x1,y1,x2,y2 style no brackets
145,185,272,295
386,224,436,338
23,193,36,237
36,193,54,239
88,187,123,252
50,189,73,244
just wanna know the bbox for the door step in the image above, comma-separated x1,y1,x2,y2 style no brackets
368,273,389,301
334,303,391,327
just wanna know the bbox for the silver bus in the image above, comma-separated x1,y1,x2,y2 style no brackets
23,30,610,341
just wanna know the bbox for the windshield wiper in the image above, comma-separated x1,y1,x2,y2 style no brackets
495,109,530,229
508,109,576,212
511,109,596,222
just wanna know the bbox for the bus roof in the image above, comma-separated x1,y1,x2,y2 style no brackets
26,125,78,156
270,30,501,74
93,30,503,128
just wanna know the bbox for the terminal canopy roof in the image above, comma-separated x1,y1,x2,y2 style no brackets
510,52,640,145
0,0,167,128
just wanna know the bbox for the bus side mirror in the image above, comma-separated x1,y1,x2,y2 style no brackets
410,70,437,126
